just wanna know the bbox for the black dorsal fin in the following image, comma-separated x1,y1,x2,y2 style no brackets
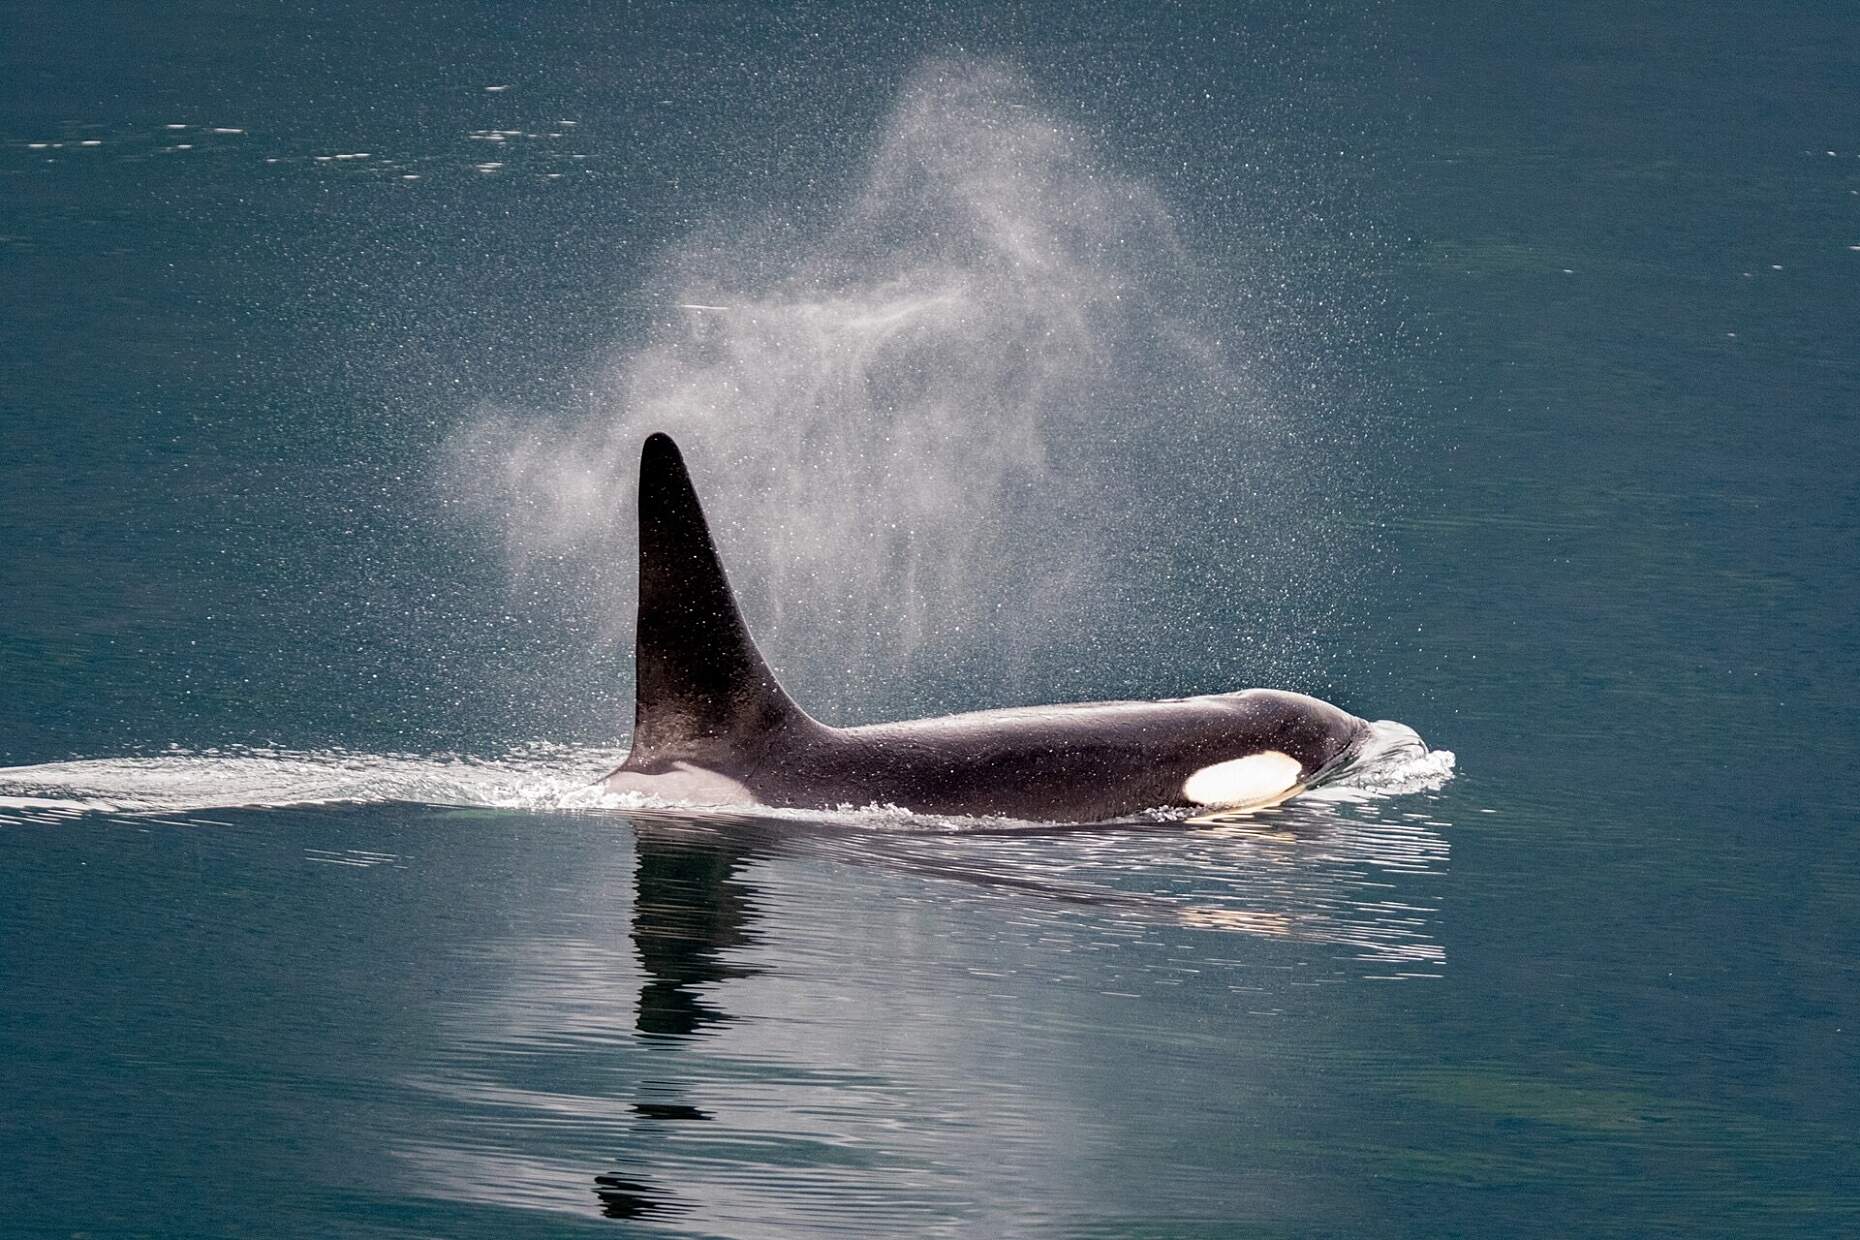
625,433,810,766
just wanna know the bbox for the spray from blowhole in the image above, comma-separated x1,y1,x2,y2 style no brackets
444,58,1358,728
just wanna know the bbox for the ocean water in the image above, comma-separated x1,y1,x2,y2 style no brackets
4,2,1857,1236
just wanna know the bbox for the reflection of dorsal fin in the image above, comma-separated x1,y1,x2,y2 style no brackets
625,433,809,766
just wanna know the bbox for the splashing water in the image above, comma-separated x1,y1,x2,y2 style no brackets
1309,719,1459,801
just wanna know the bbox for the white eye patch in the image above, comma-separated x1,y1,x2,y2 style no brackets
1182,750,1303,808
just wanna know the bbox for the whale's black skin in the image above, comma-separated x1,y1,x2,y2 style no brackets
602,433,1370,821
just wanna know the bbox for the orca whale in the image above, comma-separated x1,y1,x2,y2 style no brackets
601,433,1371,821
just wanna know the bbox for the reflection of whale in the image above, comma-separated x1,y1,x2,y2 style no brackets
592,1170,684,1222
618,799,1448,970
591,822,760,1219
631,824,761,1039
601,434,1377,822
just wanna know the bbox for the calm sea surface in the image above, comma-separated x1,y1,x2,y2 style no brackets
4,3,1857,1236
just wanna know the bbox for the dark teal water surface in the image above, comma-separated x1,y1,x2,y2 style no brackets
4,3,1857,1236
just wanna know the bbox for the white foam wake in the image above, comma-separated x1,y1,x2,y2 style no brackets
0,744,626,817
